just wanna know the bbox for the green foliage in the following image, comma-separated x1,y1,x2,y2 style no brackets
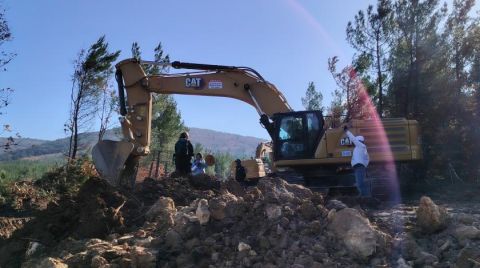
0,158,63,183
132,41,170,75
66,35,120,159
193,143,204,154
0,4,15,71
342,0,480,180
327,56,373,121
213,151,235,178
301,82,324,111
151,95,186,151
35,157,94,194
1,5,17,152
346,0,394,115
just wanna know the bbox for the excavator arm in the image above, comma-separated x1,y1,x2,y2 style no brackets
93,58,292,187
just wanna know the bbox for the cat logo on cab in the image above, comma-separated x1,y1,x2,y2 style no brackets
185,77,202,88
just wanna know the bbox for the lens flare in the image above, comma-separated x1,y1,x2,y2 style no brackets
286,0,401,203
348,69,400,204
285,0,346,59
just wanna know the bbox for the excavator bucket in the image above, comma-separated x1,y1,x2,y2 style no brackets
92,140,135,187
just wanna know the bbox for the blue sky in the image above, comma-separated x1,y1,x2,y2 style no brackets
0,0,421,140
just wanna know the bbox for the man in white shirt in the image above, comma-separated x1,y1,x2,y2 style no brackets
344,125,370,197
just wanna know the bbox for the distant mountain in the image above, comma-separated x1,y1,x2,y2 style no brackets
0,128,266,161
0,137,47,153
189,128,266,156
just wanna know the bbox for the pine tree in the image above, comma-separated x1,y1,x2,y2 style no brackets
346,0,394,116
66,36,120,159
301,82,324,111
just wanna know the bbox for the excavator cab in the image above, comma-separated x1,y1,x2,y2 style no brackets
272,111,324,161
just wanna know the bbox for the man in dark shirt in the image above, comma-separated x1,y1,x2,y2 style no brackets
235,159,246,183
174,132,194,175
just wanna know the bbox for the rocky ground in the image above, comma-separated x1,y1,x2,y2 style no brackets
0,173,479,268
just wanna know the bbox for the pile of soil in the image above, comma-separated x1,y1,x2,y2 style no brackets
0,177,140,267
1,173,480,267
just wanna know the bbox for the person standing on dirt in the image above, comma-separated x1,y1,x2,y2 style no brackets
174,132,194,175
343,125,370,197
234,159,247,184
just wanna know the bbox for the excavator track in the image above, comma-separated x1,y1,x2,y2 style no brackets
274,169,358,197
274,167,395,202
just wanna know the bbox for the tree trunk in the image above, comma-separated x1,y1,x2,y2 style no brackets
375,32,384,117
70,79,84,160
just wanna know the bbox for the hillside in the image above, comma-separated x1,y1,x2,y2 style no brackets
188,128,266,156
0,128,266,161
0,137,47,153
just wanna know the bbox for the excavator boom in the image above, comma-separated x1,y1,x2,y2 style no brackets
93,58,292,186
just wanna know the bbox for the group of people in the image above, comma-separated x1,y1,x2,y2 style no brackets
173,132,247,182
173,127,370,197
173,132,207,176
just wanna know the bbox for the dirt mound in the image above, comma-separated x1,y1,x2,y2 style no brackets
0,177,138,267
0,217,31,239
135,175,220,207
4,172,479,267
0,180,53,212
6,175,398,267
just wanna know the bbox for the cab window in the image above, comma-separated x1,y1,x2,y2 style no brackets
277,116,305,159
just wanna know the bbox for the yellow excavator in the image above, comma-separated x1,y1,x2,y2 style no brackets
92,58,422,194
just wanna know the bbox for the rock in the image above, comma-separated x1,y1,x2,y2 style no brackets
91,255,108,268
455,246,480,268
326,199,348,211
25,258,68,268
238,242,251,252
452,225,480,242
208,197,227,220
244,187,263,202
438,239,451,253
416,196,449,233
175,253,193,267
327,209,336,221
196,199,210,225
188,174,220,190
209,190,244,220
118,258,132,268
400,235,421,260
165,229,183,251
328,208,380,259
257,177,312,203
185,238,200,250
211,252,220,262
455,213,476,225
299,201,317,220
294,254,314,267
414,251,438,266
397,257,412,268
145,196,176,224
117,235,134,244
131,246,157,268
225,179,246,197
25,242,43,258
265,204,282,220
135,236,153,247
